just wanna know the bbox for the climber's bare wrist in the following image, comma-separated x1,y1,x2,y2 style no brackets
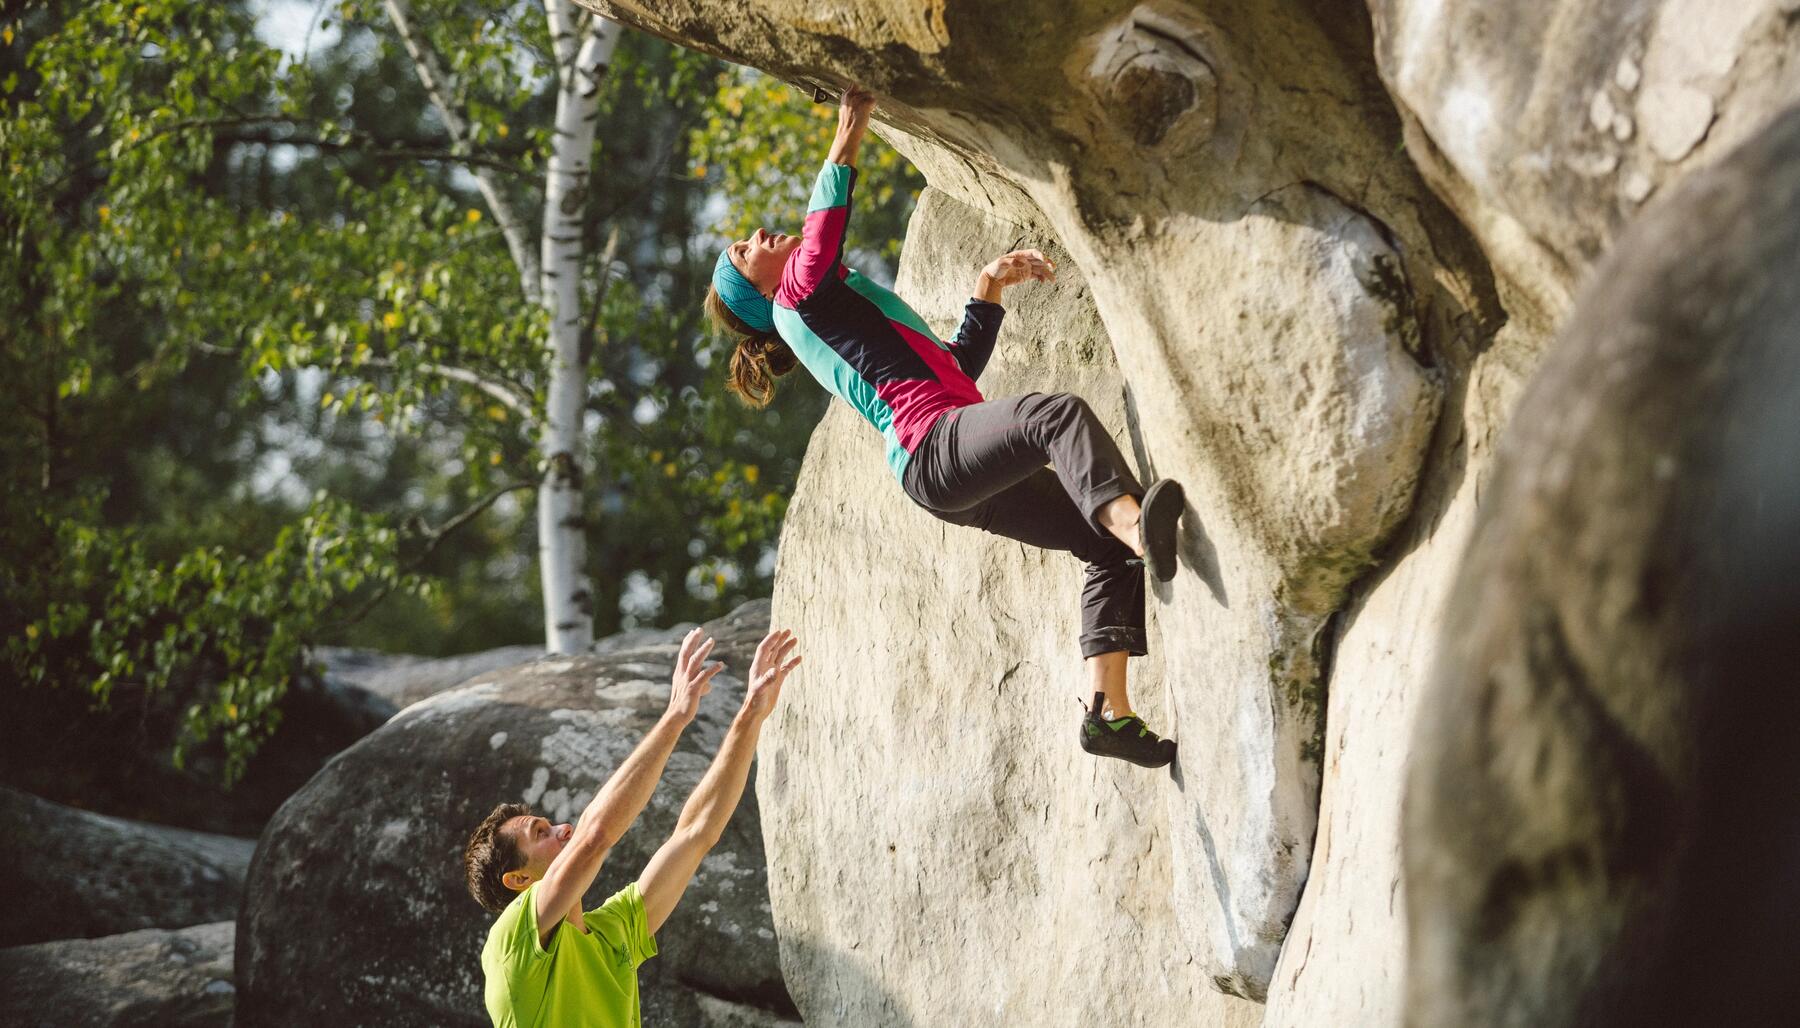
974,271,1004,304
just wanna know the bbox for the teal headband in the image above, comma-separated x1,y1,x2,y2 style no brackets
712,248,775,333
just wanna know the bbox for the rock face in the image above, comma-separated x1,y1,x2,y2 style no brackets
0,788,254,947
572,1,1797,1024
234,601,793,1027
0,921,236,1028
1405,102,1800,1028
313,643,543,710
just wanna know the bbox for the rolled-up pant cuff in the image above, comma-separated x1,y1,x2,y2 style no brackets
1080,626,1148,659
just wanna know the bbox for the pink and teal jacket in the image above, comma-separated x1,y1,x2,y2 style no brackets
771,161,1006,480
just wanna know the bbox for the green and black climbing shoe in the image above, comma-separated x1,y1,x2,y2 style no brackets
1139,478,1185,583
1080,692,1178,768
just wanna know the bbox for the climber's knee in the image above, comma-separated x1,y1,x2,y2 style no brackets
1028,390,1093,430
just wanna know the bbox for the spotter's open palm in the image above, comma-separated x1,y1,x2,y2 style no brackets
741,629,801,723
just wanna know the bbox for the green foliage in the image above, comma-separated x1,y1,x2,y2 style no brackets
1,0,923,788
11,497,428,784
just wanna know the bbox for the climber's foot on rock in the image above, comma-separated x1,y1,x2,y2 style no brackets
1079,692,1177,768
1139,479,1184,583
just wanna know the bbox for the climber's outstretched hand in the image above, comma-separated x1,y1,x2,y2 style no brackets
978,249,1057,299
829,85,877,166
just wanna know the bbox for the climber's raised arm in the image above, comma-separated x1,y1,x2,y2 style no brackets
636,629,802,935
529,628,721,945
779,87,877,305
943,249,1056,380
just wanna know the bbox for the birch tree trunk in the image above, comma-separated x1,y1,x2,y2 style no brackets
385,0,622,653
536,3,620,652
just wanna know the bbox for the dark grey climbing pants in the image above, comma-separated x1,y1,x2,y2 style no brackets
900,391,1147,658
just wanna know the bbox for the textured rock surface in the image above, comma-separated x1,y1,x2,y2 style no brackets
763,187,1259,1026
314,643,543,711
1371,0,1800,332
0,921,236,1028
0,788,254,947
1405,102,1800,1028
235,601,793,1027
572,1,1798,1024
590,0,1491,1005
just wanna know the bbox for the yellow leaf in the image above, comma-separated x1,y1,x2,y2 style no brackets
743,464,759,483
664,463,678,477
692,164,707,179
381,311,401,330
97,205,110,223
3,27,13,46
497,123,509,138
320,392,335,409
466,209,482,224
227,703,238,720
260,272,271,284
24,624,37,640
485,405,506,421
489,451,502,466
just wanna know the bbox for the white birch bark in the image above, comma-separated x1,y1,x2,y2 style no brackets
534,5,621,652
384,0,623,653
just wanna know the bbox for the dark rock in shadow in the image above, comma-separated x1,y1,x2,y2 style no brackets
1405,103,1800,1027
0,788,253,947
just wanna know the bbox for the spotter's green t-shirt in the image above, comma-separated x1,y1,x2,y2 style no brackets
481,881,658,1028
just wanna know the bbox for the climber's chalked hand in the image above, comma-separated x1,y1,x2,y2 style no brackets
982,248,1057,289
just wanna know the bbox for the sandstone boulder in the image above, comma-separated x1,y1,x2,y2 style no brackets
0,920,236,1028
562,1,1798,1023
0,788,254,947
1404,101,1800,1027
235,600,794,1027
313,643,543,711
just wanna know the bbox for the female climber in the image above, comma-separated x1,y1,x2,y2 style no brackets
702,85,1185,769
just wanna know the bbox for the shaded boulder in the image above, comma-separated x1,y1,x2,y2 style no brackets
1405,103,1800,1026
1,658,398,838
0,920,235,1028
313,643,543,711
235,600,794,1027
0,788,254,947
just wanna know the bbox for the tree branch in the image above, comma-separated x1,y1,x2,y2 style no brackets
218,130,537,178
323,480,539,632
383,0,542,302
581,224,621,364
354,355,538,423
193,342,538,423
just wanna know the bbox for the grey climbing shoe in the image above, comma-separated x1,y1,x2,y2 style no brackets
1139,478,1184,583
